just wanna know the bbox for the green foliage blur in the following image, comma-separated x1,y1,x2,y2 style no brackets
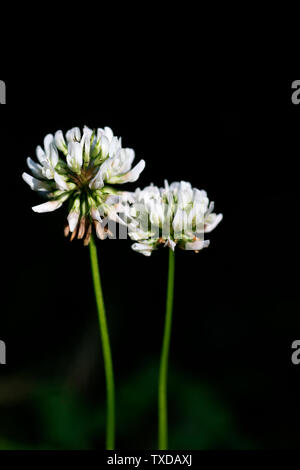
0,362,254,450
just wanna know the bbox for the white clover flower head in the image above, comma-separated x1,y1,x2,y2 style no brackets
121,181,223,256
23,126,145,245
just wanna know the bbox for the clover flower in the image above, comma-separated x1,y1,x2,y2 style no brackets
122,180,223,256
22,126,145,245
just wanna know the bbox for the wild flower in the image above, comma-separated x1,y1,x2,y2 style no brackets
23,126,145,245
121,180,223,256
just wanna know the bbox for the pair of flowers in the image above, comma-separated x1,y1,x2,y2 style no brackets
23,125,223,449
22,126,222,254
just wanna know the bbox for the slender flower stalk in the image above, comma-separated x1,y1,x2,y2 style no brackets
122,180,223,449
158,249,175,450
89,235,115,449
23,126,145,450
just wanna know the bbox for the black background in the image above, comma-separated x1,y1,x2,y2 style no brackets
0,75,299,450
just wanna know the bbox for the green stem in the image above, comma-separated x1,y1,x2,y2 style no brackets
89,235,115,450
158,249,175,450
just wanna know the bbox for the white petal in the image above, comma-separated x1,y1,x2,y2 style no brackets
108,137,121,157
89,168,104,190
97,128,104,140
55,130,67,154
36,146,46,164
91,208,102,222
104,127,114,142
131,242,153,256
83,125,93,136
173,208,185,233
205,201,215,215
204,213,223,233
67,211,80,232
49,143,59,168
125,148,135,166
66,127,81,143
149,200,164,225
100,135,110,158
44,134,54,155
123,160,145,183
95,220,107,240
115,148,135,174
185,239,210,251
54,172,70,191
67,141,83,172
108,160,145,184
32,200,63,213
83,128,92,161
22,172,51,192
26,158,44,179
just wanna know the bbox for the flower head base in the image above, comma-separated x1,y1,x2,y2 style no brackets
23,126,145,245
121,181,223,256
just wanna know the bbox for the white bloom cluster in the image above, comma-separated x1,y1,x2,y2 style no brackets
121,181,223,256
22,126,145,245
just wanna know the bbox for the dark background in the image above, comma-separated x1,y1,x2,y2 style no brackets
0,76,299,449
